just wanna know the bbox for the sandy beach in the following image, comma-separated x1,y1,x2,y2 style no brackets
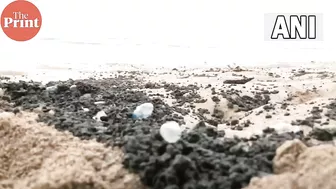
1,0,336,187
4,62,336,137
1,62,336,189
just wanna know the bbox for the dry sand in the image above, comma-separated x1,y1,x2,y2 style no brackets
0,110,143,189
245,139,336,189
136,64,336,138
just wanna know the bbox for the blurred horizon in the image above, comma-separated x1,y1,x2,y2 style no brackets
0,0,335,71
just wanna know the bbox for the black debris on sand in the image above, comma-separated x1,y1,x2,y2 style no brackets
0,77,308,189
223,77,254,85
221,90,270,112
325,100,336,121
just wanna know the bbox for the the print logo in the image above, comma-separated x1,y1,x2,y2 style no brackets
1,0,42,41
264,13,323,41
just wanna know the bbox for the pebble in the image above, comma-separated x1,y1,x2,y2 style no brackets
82,107,90,112
231,119,239,125
94,101,106,105
48,110,55,115
13,108,20,114
70,85,77,90
79,93,92,101
132,102,154,119
93,110,107,122
309,128,334,141
160,121,182,143
46,85,57,92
